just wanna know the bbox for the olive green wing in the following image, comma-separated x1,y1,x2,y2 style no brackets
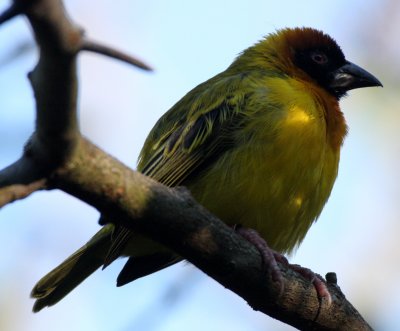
137,73,249,183
104,72,250,270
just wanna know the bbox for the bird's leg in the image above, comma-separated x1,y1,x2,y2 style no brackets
234,225,331,304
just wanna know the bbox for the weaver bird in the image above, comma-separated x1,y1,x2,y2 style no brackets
31,27,381,312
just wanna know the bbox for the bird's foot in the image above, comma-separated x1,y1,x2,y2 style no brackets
235,226,285,294
235,226,331,304
288,263,332,305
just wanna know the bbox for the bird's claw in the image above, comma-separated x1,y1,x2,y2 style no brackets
235,226,332,305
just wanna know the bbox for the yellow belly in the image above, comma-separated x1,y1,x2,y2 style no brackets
188,88,340,253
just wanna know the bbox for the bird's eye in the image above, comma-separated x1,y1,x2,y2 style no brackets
310,51,328,65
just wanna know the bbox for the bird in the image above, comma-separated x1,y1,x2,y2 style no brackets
31,27,382,312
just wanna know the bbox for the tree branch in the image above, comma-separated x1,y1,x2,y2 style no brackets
0,0,373,330
0,179,46,207
81,39,153,71
52,137,372,330
0,2,22,25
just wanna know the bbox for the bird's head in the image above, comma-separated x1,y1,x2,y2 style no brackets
234,27,382,99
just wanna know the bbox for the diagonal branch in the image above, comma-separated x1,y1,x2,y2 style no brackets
81,39,153,71
51,136,372,331
0,138,52,206
0,179,46,207
0,156,47,207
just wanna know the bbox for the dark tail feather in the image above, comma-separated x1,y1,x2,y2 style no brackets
31,226,113,312
117,254,181,287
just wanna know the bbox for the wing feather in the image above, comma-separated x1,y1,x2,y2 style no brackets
105,72,250,263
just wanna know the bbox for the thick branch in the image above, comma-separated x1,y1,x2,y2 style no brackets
49,137,372,331
0,0,81,192
25,0,81,161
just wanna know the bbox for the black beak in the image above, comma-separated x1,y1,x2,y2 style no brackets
329,61,382,93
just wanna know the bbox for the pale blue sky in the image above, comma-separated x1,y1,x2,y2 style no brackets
0,1,398,330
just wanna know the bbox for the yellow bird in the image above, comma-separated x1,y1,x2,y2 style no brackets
31,27,381,311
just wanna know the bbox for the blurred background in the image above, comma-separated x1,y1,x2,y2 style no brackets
0,0,398,330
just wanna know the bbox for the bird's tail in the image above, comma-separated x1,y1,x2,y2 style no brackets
31,225,113,312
